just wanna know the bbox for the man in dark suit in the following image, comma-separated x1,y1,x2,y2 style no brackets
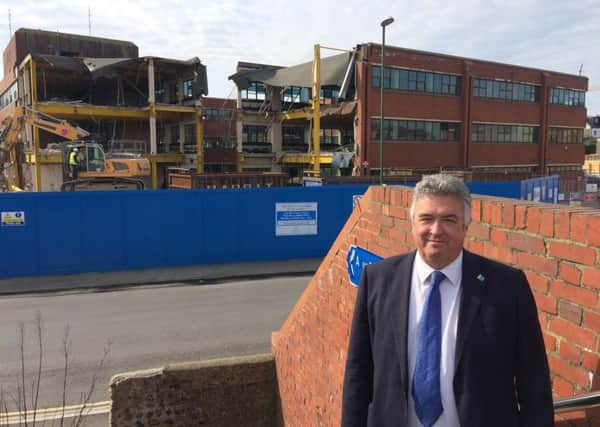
342,174,553,427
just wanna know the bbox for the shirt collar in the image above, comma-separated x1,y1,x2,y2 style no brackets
415,250,463,287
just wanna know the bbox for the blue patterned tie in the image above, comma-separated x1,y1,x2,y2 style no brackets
412,270,445,427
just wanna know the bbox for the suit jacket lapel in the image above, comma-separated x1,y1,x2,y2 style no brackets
391,251,416,393
455,250,484,371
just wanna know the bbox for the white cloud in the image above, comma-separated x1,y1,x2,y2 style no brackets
2,0,600,112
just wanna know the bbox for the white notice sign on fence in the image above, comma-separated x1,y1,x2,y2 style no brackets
275,202,318,236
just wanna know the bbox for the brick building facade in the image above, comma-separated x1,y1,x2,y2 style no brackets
356,43,588,182
198,97,238,172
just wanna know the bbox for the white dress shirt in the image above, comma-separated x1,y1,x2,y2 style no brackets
407,251,463,427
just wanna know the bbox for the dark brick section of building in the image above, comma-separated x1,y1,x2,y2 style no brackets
2,28,138,79
201,97,238,172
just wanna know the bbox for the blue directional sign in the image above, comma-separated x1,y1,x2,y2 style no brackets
346,245,383,287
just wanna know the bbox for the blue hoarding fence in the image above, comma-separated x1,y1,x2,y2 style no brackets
520,175,560,204
0,185,369,279
0,180,529,279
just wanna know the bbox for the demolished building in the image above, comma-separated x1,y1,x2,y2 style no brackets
229,50,357,184
1,29,588,190
0,28,210,190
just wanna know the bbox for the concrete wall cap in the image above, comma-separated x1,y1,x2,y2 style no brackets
165,353,274,372
110,367,163,386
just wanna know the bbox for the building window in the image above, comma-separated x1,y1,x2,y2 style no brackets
320,86,339,103
320,128,342,146
203,108,235,120
371,119,460,142
372,66,461,96
282,87,310,104
203,137,236,149
549,127,584,144
170,126,180,143
472,123,539,143
283,126,306,149
184,125,195,145
183,124,197,153
341,128,354,146
243,125,269,143
169,82,179,102
0,82,18,108
183,80,194,98
550,88,586,107
548,165,581,172
372,67,381,88
242,125,270,153
240,82,266,101
473,79,539,102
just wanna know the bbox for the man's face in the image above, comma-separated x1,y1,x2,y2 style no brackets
411,194,468,269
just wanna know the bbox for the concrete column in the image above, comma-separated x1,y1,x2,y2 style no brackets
271,122,282,153
237,120,244,154
148,58,157,155
312,44,321,172
271,121,282,172
269,86,283,172
195,110,204,173
179,121,185,153
270,87,282,112
177,78,184,104
164,83,172,103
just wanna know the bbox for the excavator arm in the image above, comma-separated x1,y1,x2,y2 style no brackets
0,107,90,191
1,106,90,150
20,106,90,141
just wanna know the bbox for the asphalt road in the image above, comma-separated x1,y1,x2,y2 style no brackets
0,275,310,424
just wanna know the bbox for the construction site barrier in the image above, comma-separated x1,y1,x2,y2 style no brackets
0,185,369,278
0,181,521,279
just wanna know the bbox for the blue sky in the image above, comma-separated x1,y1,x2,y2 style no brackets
2,0,599,114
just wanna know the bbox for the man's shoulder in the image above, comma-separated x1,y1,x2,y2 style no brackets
368,251,414,273
465,250,523,277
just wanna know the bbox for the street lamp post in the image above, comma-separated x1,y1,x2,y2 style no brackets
379,16,394,185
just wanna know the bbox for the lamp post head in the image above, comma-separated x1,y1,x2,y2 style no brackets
381,16,395,27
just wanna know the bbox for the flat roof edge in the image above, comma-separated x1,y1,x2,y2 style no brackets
360,42,588,81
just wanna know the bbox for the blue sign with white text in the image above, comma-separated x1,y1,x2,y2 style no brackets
347,245,383,287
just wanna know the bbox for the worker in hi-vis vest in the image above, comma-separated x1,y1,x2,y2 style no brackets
69,147,80,179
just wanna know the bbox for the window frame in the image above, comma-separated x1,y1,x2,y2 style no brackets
371,118,459,142
372,66,461,96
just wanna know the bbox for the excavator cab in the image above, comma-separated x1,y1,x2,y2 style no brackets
62,142,107,179
80,143,107,173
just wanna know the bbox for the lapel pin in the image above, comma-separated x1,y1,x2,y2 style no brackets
477,274,486,283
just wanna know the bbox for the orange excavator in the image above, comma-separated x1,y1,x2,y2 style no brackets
0,107,150,191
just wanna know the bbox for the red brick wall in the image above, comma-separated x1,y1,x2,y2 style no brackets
272,185,600,426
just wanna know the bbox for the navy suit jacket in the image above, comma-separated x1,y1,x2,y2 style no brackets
341,250,554,427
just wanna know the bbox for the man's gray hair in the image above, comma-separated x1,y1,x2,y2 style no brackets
410,174,472,226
